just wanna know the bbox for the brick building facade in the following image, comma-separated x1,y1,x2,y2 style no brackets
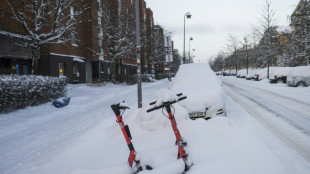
0,0,168,83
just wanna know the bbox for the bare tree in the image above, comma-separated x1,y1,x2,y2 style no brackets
102,0,136,84
5,0,87,75
150,26,166,78
242,36,251,74
226,34,240,74
257,0,278,78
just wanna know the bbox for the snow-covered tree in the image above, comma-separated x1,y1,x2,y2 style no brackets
171,49,181,74
210,52,225,72
257,0,279,78
149,26,166,77
5,0,87,75
226,34,240,74
97,0,104,61
290,0,310,66
102,0,136,84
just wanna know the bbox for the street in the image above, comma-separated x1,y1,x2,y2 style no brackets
221,76,310,163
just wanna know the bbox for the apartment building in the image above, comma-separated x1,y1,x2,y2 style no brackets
0,0,166,83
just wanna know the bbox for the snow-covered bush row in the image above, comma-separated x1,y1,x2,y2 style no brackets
0,75,67,113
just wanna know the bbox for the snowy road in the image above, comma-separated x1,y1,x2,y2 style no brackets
222,77,310,163
0,80,169,174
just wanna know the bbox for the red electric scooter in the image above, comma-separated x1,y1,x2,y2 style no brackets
111,101,152,173
146,93,192,172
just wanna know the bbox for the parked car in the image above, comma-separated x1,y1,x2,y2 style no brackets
254,67,276,81
269,67,292,84
223,70,236,76
246,69,261,80
169,63,226,120
287,66,310,87
236,69,247,78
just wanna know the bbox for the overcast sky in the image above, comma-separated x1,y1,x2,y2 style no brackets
144,0,300,63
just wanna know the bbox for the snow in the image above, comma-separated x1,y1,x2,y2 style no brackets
73,57,85,63
168,64,224,116
153,89,179,107
237,69,250,77
276,26,292,34
269,67,292,80
50,53,85,60
0,30,30,40
1,68,310,174
256,67,277,80
221,75,310,162
246,68,261,79
288,66,310,77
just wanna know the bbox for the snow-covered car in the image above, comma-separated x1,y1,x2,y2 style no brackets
287,66,310,87
269,67,292,84
254,67,276,81
246,69,260,80
223,70,236,76
236,69,247,78
169,63,225,120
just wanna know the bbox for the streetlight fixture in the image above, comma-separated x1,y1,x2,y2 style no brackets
188,37,193,63
183,12,191,64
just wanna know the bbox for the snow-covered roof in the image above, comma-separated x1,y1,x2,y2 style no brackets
50,53,85,60
73,57,85,63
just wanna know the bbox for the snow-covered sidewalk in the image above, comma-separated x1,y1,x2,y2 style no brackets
1,79,310,174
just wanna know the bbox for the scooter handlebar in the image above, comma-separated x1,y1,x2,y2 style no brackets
111,101,130,116
146,95,187,113
149,93,183,105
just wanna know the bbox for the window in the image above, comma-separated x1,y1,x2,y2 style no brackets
107,67,110,74
59,63,65,76
73,63,79,83
124,68,127,75
23,65,29,75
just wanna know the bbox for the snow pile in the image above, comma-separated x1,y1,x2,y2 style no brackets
237,69,249,77
168,63,224,115
269,67,292,80
153,89,179,107
288,66,310,77
246,68,261,79
0,75,67,113
70,96,310,174
256,67,277,80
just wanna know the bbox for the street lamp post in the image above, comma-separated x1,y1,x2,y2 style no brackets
188,37,193,63
135,0,142,108
183,12,191,64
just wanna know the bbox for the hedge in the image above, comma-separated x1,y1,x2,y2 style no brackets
0,75,67,113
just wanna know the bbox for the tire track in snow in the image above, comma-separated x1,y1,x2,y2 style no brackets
224,82,310,134
222,83,310,163
223,79,310,118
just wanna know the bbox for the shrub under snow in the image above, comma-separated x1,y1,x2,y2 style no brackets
0,75,67,113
